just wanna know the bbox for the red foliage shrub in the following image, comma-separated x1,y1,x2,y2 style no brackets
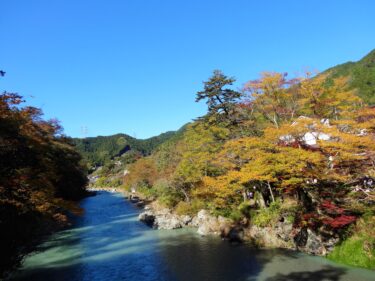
323,215,357,228
320,200,344,215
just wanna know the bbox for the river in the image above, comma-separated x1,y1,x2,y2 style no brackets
8,192,375,281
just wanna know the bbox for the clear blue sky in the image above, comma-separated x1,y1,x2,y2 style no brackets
1,0,374,139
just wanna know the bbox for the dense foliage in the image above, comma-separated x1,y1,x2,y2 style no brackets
0,91,88,275
120,51,375,269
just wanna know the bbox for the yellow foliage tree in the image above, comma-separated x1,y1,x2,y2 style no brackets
299,74,362,120
243,72,301,128
173,122,229,201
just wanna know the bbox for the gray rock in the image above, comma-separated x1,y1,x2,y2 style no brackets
292,228,329,255
244,224,295,249
181,215,192,225
323,237,339,253
194,210,233,236
305,229,326,255
139,207,190,230
191,209,211,227
275,222,293,242
155,214,182,230
294,227,308,247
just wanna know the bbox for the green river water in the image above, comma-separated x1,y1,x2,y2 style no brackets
8,191,375,281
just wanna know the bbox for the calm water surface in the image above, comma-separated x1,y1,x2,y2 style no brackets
9,192,375,281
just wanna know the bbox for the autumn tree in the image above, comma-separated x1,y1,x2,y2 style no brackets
123,157,158,190
243,72,301,128
173,122,229,201
299,74,362,120
196,132,325,210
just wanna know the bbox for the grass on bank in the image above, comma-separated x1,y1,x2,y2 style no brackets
328,213,375,270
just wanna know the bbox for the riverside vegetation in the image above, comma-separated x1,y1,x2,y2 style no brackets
86,49,375,269
0,83,88,276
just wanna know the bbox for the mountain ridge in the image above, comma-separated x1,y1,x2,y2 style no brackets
73,125,187,168
322,48,375,104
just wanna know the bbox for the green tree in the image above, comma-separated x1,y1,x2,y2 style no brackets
196,70,242,125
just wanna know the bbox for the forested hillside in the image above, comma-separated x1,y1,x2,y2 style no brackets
0,90,88,276
323,49,375,104
73,127,186,169
121,51,375,269
85,125,188,188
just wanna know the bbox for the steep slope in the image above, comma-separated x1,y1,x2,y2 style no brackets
322,49,375,104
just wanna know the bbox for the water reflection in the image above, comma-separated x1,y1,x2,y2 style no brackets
9,192,375,281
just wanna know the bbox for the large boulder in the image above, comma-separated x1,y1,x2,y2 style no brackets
191,209,211,227
244,222,295,249
305,229,326,255
293,228,329,255
275,221,293,242
181,215,193,225
193,210,232,236
155,214,182,230
291,227,337,255
139,207,192,230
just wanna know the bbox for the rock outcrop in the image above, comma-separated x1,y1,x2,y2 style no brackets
191,210,232,236
139,208,245,242
138,208,192,230
245,223,338,256
138,204,339,256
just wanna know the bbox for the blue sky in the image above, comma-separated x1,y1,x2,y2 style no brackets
1,0,374,139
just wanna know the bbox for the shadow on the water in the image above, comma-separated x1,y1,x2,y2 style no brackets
8,192,373,281
264,266,347,281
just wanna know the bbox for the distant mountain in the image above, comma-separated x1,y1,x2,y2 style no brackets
73,127,186,168
322,49,375,104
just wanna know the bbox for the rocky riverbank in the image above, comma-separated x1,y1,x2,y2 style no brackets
137,202,339,256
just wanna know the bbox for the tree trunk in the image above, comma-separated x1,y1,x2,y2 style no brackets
267,181,275,203
256,191,266,208
181,186,190,202
242,190,247,202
